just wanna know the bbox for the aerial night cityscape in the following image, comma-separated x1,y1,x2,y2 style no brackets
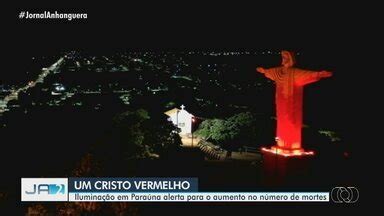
2,2,367,215
0,49,359,214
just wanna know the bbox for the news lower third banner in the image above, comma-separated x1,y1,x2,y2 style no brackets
21,178,329,202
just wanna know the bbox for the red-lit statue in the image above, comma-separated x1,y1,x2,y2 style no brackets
257,51,332,156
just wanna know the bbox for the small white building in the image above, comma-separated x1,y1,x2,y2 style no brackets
165,105,194,135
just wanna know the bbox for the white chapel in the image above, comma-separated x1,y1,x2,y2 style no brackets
164,105,194,135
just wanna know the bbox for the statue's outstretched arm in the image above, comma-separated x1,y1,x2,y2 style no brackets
256,67,280,81
256,67,267,74
295,68,332,85
318,71,332,78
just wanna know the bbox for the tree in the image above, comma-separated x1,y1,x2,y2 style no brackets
141,112,182,158
94,109,182,172
196,112,263,157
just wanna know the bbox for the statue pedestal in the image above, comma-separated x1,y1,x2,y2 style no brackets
261,146,315,186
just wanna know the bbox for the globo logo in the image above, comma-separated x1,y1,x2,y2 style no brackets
331,187,359,203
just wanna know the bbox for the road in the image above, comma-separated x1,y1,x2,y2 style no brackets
0,57,64,113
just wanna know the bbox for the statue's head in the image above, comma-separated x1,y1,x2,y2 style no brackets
281,50,296,68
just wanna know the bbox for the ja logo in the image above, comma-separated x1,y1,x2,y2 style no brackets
331,187,359,203
21,178,68,201
25,184,65,195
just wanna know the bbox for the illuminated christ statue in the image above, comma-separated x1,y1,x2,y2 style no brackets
257,51,332,156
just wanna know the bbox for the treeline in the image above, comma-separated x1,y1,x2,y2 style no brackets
195,112,344,158
195,112,275,153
